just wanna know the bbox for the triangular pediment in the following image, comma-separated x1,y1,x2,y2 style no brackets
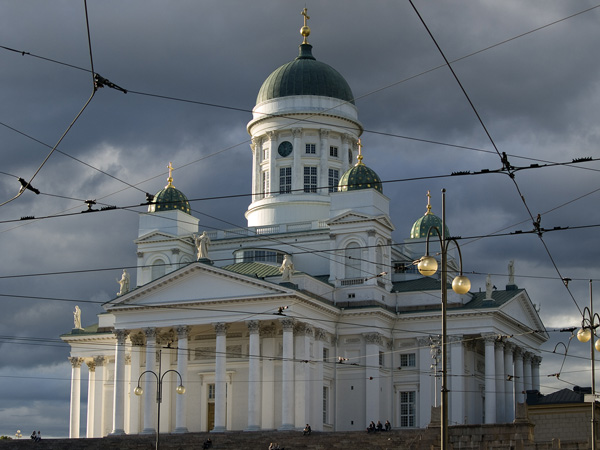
106,262,294,309
135,231,190,244
328,212,394,230
500,290,547,339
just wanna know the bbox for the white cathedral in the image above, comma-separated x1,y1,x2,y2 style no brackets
62,14,547,439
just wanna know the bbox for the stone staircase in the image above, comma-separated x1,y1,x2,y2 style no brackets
0,430,438,450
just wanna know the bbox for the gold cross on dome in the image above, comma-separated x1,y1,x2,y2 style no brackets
302,8,310,26
426,190,432,214
167,162,174,187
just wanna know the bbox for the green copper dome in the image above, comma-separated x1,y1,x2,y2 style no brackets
148,168,191,215
256,44,355,105
148,185,191,214
410,193,449,239
338,154,382,194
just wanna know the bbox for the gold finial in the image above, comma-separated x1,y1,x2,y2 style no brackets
166,162,174,188
426,190,432,215
301,8,311,44
356,139,364,165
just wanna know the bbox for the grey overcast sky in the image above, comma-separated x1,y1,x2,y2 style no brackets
1,0,600,438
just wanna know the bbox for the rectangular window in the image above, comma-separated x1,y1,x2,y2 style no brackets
400,353,416,367
279,167,292,194
379,351,384,367
322,347,329,362
304,166,317,193
400,391,416,427
263,147,269,160
328,168,339,193
208,383,216,400
261,171,269,199
323,386,329,424
305,143,316,154
329,146,338,157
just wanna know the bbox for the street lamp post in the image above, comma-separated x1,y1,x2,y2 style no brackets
135,349,185,450
576,280,599,450
417,189,471,450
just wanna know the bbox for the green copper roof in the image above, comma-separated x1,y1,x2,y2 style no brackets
338,161,383,193
256,44,355,105
148,185,191,215
410,212,449,239
221,262,283,278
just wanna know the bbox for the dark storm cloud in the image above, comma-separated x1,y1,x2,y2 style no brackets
1,0,600,437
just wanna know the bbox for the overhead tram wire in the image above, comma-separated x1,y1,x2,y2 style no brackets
1,154,597,227
408,0,583,316
3,4,600,179
0,0,128,209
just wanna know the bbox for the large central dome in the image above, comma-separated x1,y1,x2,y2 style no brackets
256,43,355,105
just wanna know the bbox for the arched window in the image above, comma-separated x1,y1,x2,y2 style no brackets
345,243,361,279
151,259,166,281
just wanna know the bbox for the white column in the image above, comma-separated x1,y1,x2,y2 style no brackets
295,323,313,429
313,329,326,430
213,322,228,432
85,360,96,438
246,320,261,431
292,128,302,193
514,348,525,405
174,326,190,433
464,342,477,424
261,325,276,429
495,341,506,423
69,357,84,438
92,356,106,437
523,352,533,392
124,352,131,434
251,137,260,200
364,333,382,422
417,337,433,427
342,134,352,173
279,318,295,430
129,334,143,434
532,356,542,392
266,131,276,198
141,328,157,435
319,129,330,192
504,343,515,422
483,335,496,424
449,335,465,425
111,329,129,435
158,335,174,433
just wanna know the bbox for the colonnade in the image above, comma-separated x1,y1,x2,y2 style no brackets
68,319,329,438
417,334,542,427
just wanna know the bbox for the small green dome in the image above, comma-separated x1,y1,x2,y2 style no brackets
338,155,382,194
410,193,449,239
256,44,355,105
148,183,191,215
410,213,449,239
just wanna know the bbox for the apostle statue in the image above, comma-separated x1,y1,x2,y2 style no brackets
117,269,130,296
485,274,493,300
279,254,294,282
194,231,211,260
73,305,83,330
508,260,515,286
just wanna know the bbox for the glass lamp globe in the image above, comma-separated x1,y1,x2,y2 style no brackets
134,386,144,396
418,256,438,277
595,338,600,352
452,275,471,295
176,384,186,395
577,327,592,343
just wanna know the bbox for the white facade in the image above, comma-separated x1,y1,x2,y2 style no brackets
62,26,547,438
